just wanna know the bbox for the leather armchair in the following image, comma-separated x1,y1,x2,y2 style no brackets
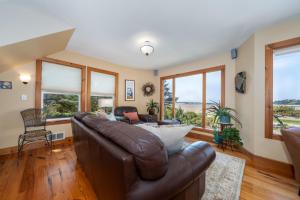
114,106,157,124
281,128,300,196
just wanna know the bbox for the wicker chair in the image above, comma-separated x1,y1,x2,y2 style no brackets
18,108,52,159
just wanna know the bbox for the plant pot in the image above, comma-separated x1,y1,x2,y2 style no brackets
213,132,223,144
148,109,155,115
219,115,231,124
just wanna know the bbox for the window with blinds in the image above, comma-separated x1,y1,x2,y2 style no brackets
89,70,116,113
41,62,82,119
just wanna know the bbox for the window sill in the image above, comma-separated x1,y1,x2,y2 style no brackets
267,133,283,141
192,127,214,134
46,119,71,126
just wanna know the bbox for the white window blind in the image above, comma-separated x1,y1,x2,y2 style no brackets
91,71,115,96
42,62,81,93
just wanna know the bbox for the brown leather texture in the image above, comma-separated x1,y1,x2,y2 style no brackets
71,113,216,200
82,114,168,180
114,106,138,117
282,128,300,183
114,106,156,124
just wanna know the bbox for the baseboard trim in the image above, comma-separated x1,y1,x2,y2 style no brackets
240,147,294,179
187,134,294,179
0,136,73,156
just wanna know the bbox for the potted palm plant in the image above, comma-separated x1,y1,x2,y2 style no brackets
146,99,160,115
207,101,242,127
274,114,288,132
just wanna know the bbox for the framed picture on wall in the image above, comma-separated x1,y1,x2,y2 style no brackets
125,80,135,101
0,81,12,89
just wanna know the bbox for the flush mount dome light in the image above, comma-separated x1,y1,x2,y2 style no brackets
140,41,154,56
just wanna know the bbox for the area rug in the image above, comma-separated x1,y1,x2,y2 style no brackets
202,152,246,200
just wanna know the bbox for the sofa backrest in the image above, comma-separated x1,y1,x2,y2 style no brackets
114,106,138,117
81,114,168,180
72,116,138,199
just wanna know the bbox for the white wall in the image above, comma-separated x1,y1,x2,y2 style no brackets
235,35,255,153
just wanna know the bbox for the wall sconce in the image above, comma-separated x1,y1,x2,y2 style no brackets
19,74,31,84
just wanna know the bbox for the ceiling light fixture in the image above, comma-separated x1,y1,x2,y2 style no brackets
140,41,154,56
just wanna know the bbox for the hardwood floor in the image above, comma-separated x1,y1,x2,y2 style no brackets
0,144,97,200
0,140,299,200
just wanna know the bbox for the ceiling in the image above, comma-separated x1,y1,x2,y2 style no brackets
9,0,300,69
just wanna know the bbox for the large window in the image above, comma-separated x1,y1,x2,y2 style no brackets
160,66,225,132
265,37,300,140
38,59,85,121
87,67,118,113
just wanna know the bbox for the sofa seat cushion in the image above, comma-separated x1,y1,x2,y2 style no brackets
127,142,216,200
82,115,168,180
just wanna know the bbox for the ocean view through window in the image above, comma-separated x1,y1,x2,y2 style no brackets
273,45,300,134
265,37,300,140
175,74,202,126
160,65,225,132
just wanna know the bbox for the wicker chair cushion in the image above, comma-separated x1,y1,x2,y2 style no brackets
20,130,51,139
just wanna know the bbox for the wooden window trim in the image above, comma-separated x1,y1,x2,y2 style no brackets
86,67,119,112
35,58,87,125
265,37,300,140
160,65,225,133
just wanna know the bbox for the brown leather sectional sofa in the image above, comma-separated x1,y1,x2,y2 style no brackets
71,113,216,200
281,128,300,196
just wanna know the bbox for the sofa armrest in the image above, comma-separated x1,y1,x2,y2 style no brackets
138,114,150,122
116,116,132,124
138,114,157,122
179,141,216,177
127,141,215,200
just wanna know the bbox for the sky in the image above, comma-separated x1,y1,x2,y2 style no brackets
173,71,221,103
273,51,300,101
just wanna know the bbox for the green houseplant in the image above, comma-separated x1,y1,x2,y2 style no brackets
222,127,243,147
146,99,160,115
274,114,288,131
207,101,242,127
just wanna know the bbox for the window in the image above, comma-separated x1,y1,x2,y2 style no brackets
175,74,203,126
265,37,300,140
42,92,80,119
162,79,173,119
160,65,225,132
36,59,86,122
87,67,118,113
206,71,221,128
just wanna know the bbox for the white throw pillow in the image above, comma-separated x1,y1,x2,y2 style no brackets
96,110,117,121
95,110,108,119
137,124,194,155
